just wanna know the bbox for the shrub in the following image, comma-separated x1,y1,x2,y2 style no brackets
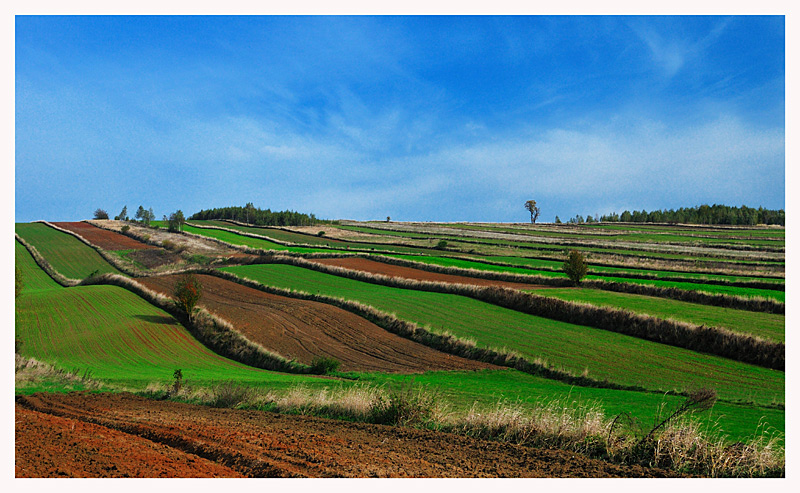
317,231,326,237
121,225,130,233
93,208,109,220
563,250,588,285
172,369,183,394
173,273,202,322
310,356,341,375
435,240,448,250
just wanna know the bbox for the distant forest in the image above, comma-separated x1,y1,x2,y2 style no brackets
559,204,784,226
189,204,318,226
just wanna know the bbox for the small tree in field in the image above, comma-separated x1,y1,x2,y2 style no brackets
94,208,109,220
563,250,588,285
174,274,202,323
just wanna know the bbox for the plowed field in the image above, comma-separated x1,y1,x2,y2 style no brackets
16,392,684,478
52,221,156,250
138,274,491,373
310,257,552,289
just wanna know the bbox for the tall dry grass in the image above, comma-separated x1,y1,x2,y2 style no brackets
15,354,105,391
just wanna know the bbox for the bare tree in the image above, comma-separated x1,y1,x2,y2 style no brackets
524,200,540,223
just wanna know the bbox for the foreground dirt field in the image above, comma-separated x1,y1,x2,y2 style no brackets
138,274,492,373
310,257,552,289
16,392,685,478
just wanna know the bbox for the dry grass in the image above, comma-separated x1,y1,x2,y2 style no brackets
15,354,105,391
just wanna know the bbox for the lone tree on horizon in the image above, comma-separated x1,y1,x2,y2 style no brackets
524,200,541,223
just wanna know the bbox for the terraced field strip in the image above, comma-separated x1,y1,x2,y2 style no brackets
385,253,784,285
15,240,61,292
357,370,784,443
137,274,490,373
221,264,784,405
51,222,157,251
14,243,320,387
307,256,784,341
432,223,785,247
310,257,552,290
338,224,782,264
181,224,321,253
15,222,122,279
523,288,784,342
199,220,351,246
377,254,784,301
584,223,785,237
189,221,435,255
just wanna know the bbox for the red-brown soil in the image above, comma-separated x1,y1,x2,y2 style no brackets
16,392,685,478
311,257,551,290
52,221,156,251
15,403,243,478
138,274,491,373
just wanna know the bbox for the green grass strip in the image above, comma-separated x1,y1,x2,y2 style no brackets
220,264,783,405
15,222,122,279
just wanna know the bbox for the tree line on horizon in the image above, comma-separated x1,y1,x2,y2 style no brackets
189,203,318,227
556,204,784,226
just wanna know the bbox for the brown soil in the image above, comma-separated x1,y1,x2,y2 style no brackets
52,221,156,251
311,257,551,290
15,402,242,478
138,274,491,373
16,392,685,478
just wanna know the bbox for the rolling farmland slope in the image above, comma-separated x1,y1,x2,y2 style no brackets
220,263,784,405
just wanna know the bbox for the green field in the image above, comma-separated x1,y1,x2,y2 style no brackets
15,223,122,279
221,263,784,405
14,240,323,388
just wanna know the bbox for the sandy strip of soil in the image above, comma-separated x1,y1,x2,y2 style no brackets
15,403,243,478
138,274,491,373
16,392,684,478
310,257,552,290
52,221,157,251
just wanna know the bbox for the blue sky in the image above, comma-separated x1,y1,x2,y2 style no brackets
15,15,785,222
